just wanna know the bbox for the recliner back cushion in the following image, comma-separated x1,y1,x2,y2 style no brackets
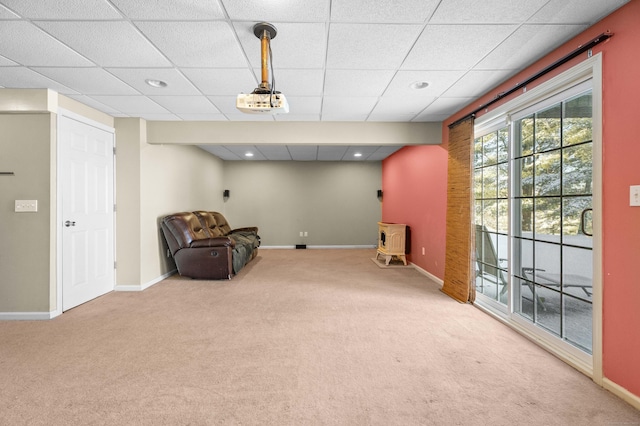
163,212,210,249
211,212,232,235
194,211,226,237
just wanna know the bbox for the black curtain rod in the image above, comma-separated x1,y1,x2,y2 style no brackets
448,31,613,128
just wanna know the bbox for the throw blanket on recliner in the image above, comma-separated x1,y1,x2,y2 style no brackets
229,230,260,273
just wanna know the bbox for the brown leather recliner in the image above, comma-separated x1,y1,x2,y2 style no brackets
161,211,260,280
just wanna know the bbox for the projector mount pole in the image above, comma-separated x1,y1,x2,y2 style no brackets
253,22,277,94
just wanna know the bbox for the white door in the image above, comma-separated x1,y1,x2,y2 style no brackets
60,115,115,311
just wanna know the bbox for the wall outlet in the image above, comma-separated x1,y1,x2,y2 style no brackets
631,185,640,207
299,231,304,237
304,231,308,237
422,247,425,255
15,200,38,212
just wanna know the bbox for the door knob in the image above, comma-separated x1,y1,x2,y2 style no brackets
64,220,76,227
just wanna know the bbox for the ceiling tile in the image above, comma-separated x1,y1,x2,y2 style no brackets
368,146,403,160
384,70,465,97
135,21,246,68
208,95,242,114
326,23,422,69
36,21,171,67
324,70,395,97
331,0,440,23
149,95,220,114
255,145,292,160
430,0,549,23
260,69,324,96
322,97,378,117
89,95,170,114
288,145,318,161
370,96,435,117
475,24,588,71
285,96,322,115
274,114,321,121
139,113,182,121
225,145,267,160
529,0,629,24
237,22,327,69
32,67,139,95
0,56,17,65
199,145,240,160
0,4,18,18
222,0,330,22
177,113,228,121
0,22,94,67
184,69,257,96
226,113,276,121
413,96,475,120
65,95,123,115
110,0,225,20
317,145,348,160
442,69,515,98
106,68,201,96
0,67,78,94
1,0,122,19
402,24,518,70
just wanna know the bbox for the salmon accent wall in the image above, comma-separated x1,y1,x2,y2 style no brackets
438,0,640,399
383,0,640,400
382,145,448,280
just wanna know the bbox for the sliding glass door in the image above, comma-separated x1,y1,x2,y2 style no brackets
474,79,595,358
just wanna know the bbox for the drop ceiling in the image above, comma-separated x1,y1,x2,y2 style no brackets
0,0,628,160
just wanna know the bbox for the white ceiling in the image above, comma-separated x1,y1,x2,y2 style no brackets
0,0,628,160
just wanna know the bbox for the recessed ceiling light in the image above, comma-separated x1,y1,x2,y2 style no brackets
145,79,168,88
354,153,362,157
410,81,429,90
245,152,254,157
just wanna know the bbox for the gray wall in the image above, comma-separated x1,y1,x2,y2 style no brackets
0,114,53,312
222,161,382,247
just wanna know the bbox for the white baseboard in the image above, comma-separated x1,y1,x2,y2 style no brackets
603,377,640,411
115,269,176,292
411,262,444,287
0,311,60,320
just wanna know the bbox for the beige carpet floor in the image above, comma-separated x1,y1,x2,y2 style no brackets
1,249,638,425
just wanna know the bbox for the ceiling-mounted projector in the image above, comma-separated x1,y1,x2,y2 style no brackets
237,22,289,115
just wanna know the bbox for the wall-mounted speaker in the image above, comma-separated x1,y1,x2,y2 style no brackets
223,189,230,198
377,189,383,199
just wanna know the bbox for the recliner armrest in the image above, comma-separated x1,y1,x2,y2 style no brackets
190,237,235,248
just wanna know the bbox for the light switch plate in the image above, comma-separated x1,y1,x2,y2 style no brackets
15,200,38,212
631,185,640,207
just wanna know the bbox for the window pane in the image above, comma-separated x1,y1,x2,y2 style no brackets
484,133,498,166
564,295,593,353
517,157,534,197
517,198,533,234
535,151,561,196
534,241,561,285
475,200,483,226
497,162,509,198
535,197,561,242
562,196,592,239
562,143,592,195
497,127,509,163
515,276,534,321
483,165,497,198
483,200,497,232
535,103,561,152
516,237,534,278
536,286,561,336
474,137,484,167
474,169,483,199
517,115,534,157
562,246,593,300
497,200,508,234
563,93,592,146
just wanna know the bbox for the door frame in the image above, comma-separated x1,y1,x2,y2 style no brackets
54,108,116,317
472,54,603,382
